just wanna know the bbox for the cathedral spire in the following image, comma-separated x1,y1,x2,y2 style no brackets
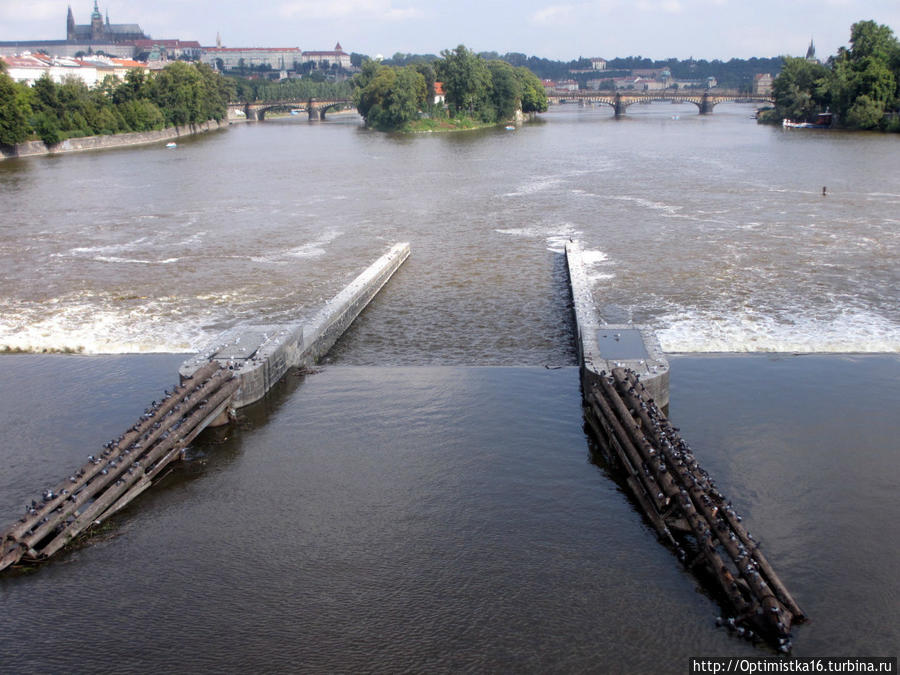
67,5,75,41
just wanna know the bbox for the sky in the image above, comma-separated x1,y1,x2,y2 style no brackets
1,0,899,62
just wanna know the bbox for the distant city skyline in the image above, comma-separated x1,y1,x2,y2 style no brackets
1,0,898,62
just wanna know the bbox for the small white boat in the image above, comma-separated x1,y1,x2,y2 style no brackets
505,125,515,130
166,142,177,148
782,117,828,129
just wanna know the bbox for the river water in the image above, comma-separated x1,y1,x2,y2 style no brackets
0,104,898,672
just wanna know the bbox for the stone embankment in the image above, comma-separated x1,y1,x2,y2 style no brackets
0,119,225,160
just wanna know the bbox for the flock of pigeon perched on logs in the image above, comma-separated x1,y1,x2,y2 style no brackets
582,366,806,651
0,361,236,572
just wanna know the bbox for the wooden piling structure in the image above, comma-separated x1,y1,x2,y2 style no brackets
0,363,237,571
583,366,806,649
1,244,411,573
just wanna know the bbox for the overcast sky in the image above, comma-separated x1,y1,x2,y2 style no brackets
2,0,898,62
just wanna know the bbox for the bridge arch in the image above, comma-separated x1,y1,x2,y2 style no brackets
307,100,352,121
255,103,302,121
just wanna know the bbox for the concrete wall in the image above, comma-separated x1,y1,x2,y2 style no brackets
180,243,410,411
565,240,669,408
0,120,224,160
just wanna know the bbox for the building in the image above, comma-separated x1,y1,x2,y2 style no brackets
1,53,148,87
754,73,773,96
805,39,820,64
301,43,352,70
132,39,202,62
67,2,148,43
591,58,607,71
1,52,147,87
0,4,192,61
201,47,302,72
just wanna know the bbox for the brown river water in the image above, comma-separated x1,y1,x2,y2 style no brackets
0,104,897,672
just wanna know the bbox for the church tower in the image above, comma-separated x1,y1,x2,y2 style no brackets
67,5,76,41
90,0,104,41
806,39,816,61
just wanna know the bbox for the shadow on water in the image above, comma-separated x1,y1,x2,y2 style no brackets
91,363,321,529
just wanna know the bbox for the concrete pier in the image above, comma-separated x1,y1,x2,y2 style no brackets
565,240,669,408
180,242,410,411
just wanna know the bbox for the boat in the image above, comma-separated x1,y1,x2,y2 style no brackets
504,125,515,130
782,112,832,129
165,142,177,148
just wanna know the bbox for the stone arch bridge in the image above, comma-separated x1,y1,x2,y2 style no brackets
228,98,354,121
548,90,773,116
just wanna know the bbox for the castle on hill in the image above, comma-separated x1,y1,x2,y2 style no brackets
66,1,148,43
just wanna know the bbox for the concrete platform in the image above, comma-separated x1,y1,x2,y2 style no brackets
565,240,669,408
180,242,410,411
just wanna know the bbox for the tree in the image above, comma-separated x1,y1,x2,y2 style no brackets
826,21,899,127
516,66,548,113
436,45,492,117
487,60,522,122
150,62,228,126
34,111,61,146
413,62,436,108
0,72,30,145
769,56,830,121
353,61,425,129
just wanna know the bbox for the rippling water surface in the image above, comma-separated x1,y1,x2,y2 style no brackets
0,356,898,672
1,104,898,356
1,106,898,672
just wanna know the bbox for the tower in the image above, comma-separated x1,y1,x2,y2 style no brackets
806,39,816,61
66,5,76,41
90,0,103,41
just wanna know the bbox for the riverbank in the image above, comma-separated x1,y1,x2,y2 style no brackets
0,119,226,161
403,110,532,134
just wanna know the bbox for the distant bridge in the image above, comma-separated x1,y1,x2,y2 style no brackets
228,98,354,121
547,90,774,116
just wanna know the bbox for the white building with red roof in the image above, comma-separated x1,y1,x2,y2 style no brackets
301,43,351,70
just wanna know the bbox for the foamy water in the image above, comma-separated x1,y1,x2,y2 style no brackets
1,107,897,357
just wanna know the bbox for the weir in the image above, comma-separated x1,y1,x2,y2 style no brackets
565,240,806,649
0,242,410,572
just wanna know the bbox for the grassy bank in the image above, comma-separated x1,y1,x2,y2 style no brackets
401,116,510,133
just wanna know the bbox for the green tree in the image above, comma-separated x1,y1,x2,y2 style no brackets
31,73,60,117
34,111,61,145
413,62,436,108
150,62,227,126
487,60,522,122
769,56,830,122
827,21,899,127
354,62,425,129
117,98,165,130
845,94,886,128
436,45,492,117
0,72,30,145
114,68,151,104
516,66,549,113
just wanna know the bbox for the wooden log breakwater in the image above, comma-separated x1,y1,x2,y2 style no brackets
0,362,237,571
0,243,411,572
584,366,806,649
564,239,805,649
